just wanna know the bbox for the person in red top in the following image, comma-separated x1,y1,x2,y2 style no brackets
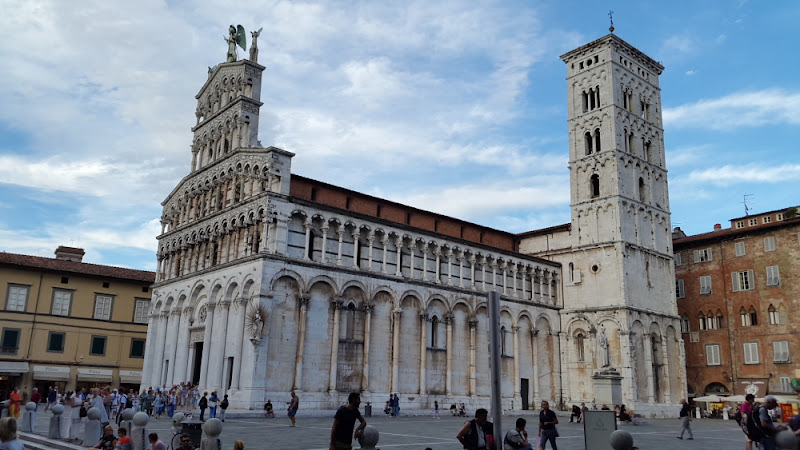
8,388,21,419
29,388,42,412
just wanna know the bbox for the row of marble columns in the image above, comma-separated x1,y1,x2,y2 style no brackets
289,296,560,404
163,172,276,234
157,218,272,282
301,220,558,303
196,79,254,125
193,119,252,170
142,297,253,393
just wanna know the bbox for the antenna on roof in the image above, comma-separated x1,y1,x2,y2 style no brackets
608,10,615,33
743,194,754,216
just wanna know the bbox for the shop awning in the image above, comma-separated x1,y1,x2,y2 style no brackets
32,365,70,381
76,368,113,383
119,370,142,384
0,361,29,375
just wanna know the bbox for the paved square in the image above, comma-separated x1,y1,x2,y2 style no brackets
27,407,750,449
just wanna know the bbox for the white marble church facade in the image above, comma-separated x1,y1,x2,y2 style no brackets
142,32,686,416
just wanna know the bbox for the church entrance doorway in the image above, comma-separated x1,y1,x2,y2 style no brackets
520,378,529,410
192,342,203,384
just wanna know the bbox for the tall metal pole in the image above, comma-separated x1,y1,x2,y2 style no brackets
488,291,503,450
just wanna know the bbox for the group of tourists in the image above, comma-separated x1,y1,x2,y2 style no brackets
456,401,559,450
569,402,637,425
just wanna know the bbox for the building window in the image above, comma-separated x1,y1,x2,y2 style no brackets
740,308,751,326
51,289,72,316
594,129,601,153
674,253,682,266
93,295,114,320
133,299,150,324
6,285,28,311
576,333,585,362
766,265,780,286
749,307,758,326
780,377,792,392
705,344,721,365
590,174,600,197
776,213,785,221
749,218,758,226
680,316,690,333
764,236,776,252
584,131,594,155
735,241,746,257
732,270,755,292
500,326,508,356
706,311,716,330
716,310,724,329
130,339,146,358
693,248,712,263
638,177,646,203
773,341,790,363
763,216,772,223
90,336,107,356
430,316,439,348
768,304,780,325
47,332,65,353
0,329,20,355
699,275,712,295
675,279,685,298
743,342,759,364
735,220,745,229
698,312,707,331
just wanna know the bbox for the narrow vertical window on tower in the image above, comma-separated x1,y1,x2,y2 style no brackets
589,87,596,110
623,128,629,152
628,132,636,156
585,131,593,155
582,91,589,112
644,141,652,163
590,174,600,198
594,129,601,152
638,177,646,203
595,85,600,109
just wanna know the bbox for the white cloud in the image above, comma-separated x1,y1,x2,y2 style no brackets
685,70,696,76
663,90,800,130
684,164,800,187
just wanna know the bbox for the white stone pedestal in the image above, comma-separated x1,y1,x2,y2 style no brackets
593,368,623,407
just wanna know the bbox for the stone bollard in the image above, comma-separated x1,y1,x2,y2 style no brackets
120,408,136,437
609,429,635,450
170,412,185,449
200,418,222,450
83,407,103,447
357,424,380,450
131,411,150,450
21,402,36,432
775,430,798,450
49,404,65,439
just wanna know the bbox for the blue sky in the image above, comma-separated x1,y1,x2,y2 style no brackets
1,0,799,271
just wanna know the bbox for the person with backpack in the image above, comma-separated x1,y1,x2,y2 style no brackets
676,398,693,440
457,408,491,450
198,392,208,421
757,395,788,450
504,417,533,450
740,394,759,449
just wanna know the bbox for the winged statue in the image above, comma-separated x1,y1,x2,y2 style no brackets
225,24,247,62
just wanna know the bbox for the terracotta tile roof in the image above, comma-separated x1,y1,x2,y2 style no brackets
672,217,800,247
515,223,571,239
0,252,155,283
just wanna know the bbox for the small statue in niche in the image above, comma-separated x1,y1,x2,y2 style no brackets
598,324,610,368
245,303,268,341
250,27,263,63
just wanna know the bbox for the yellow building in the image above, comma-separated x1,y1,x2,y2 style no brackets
0,246,154,398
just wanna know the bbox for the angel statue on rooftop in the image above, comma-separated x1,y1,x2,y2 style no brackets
225,25,247,62
250,27,263,63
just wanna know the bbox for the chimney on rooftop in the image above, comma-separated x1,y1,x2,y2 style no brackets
713,224,722,231
55,246,85,262
672,227,686,239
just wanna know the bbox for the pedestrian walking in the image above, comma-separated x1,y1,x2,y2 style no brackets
676,398,693,440
329,392,367,450
8,388,21,419
434,400,440,419
199,392,208,421
391,394,400,418
758,395,788,450
287,391,299,427
219,395,229,422
537,400,558,450
29,388,41,413
68,388,84,442
46,386,58,411
504,417,534,450
209,392,218,419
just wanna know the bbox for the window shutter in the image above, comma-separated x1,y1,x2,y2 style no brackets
747,270,755,289
693,250,700,263
732,272,741,292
